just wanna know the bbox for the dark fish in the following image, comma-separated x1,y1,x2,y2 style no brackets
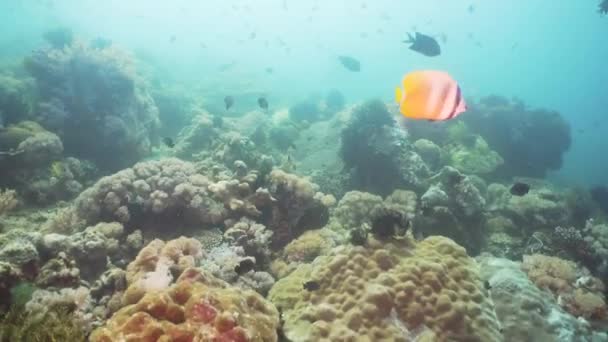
484,280,491,290
162,137,175,148
599,0,608,15
235,258,255,275
249,31,256,40
404,32,441,57
510,182,530,196
224,95,234,110
265,67,274,74
338,55,361,72
468,4,475,13
169,35,176,43
258,97,269,111
303,280,320,291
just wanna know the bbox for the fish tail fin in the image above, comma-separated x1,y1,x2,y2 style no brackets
403,32,414,44
395,86,403,104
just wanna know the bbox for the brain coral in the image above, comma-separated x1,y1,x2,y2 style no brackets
90,267,280,342
269,236,502,342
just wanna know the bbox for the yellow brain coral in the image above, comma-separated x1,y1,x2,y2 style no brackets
90,268,280,342
269,236,502,342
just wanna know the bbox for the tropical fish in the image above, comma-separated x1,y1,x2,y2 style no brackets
303,280,320,291
599,0,608,15
224,95,234,110
403,32,441,57
258,97,269,111
510,182,530,196
162,137,175,148
234,258,255,275
395,70,467,121
338,55,361,72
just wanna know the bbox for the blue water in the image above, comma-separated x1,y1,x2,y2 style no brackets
1,0,606,185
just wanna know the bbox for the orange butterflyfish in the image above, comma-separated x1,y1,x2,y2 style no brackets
395,70,467,121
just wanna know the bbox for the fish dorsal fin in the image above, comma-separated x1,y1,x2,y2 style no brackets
395,86,403,104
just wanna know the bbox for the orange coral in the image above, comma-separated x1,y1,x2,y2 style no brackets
269,236,502,341
90,268,279,342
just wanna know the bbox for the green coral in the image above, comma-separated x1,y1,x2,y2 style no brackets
446,120,471,143
0,73,34,125
0,306,86,342
0,121,46,151
9,282,36,308
448,135,504,174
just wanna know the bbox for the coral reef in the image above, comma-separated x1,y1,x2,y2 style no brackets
447,135,504,174
522,254,607,320
324,89,345,113
0,189,19,215
289,100,321,122
90,267,280,342
417,166,486,252
266,169,332,249
25,286,100,334
462,96,571,178
0,305,87,341
66,158,227,229
173,113,218,159
123,237,203,305
269,236,502,341
478,256,607,341
413,138,443,171
340,99,429,196
24,41,160,170
487,182,572,237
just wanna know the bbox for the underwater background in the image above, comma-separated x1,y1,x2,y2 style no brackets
1,1,608,341
2,0,607,185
